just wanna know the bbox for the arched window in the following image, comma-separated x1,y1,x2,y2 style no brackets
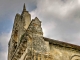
71,55,80,60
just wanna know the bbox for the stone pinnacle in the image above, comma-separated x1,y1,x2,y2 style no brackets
23,3,26,12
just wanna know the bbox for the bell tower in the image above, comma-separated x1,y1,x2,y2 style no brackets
8,4,31,60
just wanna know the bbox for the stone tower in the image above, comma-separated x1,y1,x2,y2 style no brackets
8,4,52,60
8,4,80,60
8,4,32,60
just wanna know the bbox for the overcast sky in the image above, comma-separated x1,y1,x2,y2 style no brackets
0,0,80,60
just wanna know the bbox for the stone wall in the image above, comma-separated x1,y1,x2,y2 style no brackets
17,17,52,60
44,38,80,60
49,43,80,60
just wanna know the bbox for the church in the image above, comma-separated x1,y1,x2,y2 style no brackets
8,4,80,60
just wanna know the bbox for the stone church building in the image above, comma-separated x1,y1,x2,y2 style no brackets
8,4,80,60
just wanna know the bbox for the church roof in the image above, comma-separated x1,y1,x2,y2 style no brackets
44,37,80,52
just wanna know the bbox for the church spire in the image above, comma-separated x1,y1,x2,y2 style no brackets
21,3,29,15
23,3,26,12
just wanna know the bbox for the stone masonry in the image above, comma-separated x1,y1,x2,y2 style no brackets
8,4,80,60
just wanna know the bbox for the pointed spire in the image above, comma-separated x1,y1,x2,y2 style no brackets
21,3,29,15
23,3,26,12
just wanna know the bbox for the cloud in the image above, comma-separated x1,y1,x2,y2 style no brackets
0,52,8,60
0,32,11,60
30,0,80,45
32,0,80,20
0,0,37,18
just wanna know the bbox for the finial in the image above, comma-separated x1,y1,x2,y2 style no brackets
23,3,26,12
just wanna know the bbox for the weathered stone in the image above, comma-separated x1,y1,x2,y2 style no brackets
8,4,80,60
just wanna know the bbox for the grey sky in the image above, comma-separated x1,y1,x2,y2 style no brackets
0,0,80,60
